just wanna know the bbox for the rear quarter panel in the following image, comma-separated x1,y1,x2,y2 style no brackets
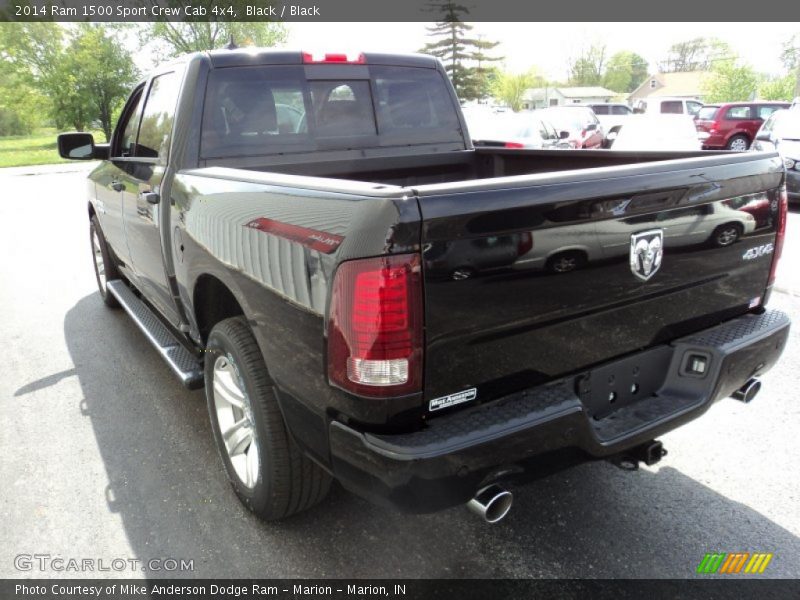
169,169,423,460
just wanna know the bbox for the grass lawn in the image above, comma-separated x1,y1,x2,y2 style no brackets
0,128,105,169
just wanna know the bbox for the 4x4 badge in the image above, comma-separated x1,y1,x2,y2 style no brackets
630,229,664,281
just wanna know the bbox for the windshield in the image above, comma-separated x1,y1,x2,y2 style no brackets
543,108,588,130
775,111,800,139
696,106,718,120
200,64,462,158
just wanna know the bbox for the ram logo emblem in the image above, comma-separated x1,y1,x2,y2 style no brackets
630,229,664,281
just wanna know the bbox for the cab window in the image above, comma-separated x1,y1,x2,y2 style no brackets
136,72,181,162
114,87,144,158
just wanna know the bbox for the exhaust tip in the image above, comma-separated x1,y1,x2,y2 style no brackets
467,485,513,524
732,378,761,403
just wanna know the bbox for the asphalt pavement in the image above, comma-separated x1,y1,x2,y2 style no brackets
1,164,799,579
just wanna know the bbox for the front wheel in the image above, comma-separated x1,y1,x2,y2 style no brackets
205,316,331,520
727,135,749,152
90,216,120,308
711,223,743,247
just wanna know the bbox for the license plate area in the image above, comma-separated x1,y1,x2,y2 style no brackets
576,346,674,420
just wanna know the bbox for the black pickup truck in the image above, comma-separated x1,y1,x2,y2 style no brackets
59,49,790,523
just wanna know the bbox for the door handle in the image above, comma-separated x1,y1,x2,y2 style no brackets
111,181,124,192
140,192,160,205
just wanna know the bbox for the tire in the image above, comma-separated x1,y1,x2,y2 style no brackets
711,223,743,247
205,316,331,520
727,135,749,152
546,251,587,274
90,216,120,308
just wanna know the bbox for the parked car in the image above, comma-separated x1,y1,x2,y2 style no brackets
585,103,633,144
752,108,800,203
515,197,758,274
633,97,703,116
540,106,604,148
695,102,791,151
469,111,569,149
606,114,702,151
57,48,790,523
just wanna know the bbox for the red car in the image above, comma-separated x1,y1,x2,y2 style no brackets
540,106,604,149
695,102,790,151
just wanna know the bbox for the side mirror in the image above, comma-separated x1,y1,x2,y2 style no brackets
755,131,772,143
606,131,618,141
559,130,570,139
58,132,97,160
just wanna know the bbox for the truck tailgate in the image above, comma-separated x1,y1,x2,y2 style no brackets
415,153,785,408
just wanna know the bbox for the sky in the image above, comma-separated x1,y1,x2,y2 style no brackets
285,22,799,80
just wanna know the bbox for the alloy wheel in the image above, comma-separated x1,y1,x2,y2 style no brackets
213,355,260,489
92,230,107,291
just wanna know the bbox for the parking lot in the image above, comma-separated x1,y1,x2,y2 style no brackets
1,163,799,579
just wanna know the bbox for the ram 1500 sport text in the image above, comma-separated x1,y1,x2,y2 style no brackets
58,49,790,523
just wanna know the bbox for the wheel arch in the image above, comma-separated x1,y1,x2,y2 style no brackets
545,245,591,261
192,273,247,345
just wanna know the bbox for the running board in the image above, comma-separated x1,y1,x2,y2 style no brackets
106,280,204,389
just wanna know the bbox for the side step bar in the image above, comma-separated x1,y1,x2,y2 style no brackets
107,281,204,389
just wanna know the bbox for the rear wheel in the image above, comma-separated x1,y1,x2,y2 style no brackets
727,135,749,152
205,316,331,520
90,216,120,308
546,251,587,274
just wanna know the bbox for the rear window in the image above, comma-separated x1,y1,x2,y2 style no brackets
660,100,683,114
696,106,718,120
201,65,462,158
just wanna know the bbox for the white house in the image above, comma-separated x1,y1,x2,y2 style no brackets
522,86,618,110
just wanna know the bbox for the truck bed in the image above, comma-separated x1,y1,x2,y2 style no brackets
205,147,719,187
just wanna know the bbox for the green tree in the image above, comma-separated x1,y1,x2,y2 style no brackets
703,60,759,103
419,1,501,101
659,37,732,73
0,22,87,130
491,69,544,111
140,21,286,59
603,51,649,93
568,44,606,86
0,23,136,137
69,25,139,141
780,33,800,97
759,75,796,101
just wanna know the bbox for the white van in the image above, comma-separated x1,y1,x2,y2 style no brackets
633,97,704,117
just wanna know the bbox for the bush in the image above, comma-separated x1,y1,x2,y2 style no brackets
0,107,35,136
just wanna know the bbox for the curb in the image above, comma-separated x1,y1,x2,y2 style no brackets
0,162,99,177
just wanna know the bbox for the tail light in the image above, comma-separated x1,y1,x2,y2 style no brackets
328,254,423,397
302,52,365,64
504,142,524,149
767,186,788,287
517,232,533,256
